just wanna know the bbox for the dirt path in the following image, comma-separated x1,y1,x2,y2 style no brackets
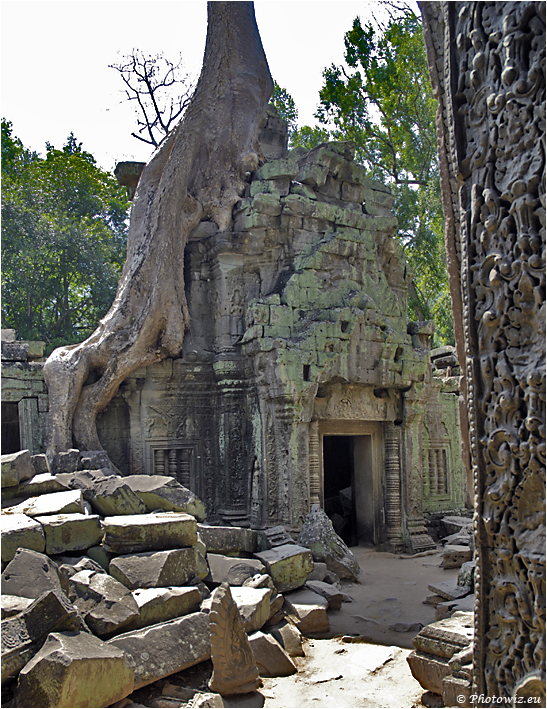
260,546,458,709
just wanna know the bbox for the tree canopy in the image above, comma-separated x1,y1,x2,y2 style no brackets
1,120,129,351
276,10,453,344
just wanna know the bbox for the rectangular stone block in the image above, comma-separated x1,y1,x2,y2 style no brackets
1,450,35,488
102,512,197,554
1,514,46,563
36,513,103,555
197,524,257,556
407,650,451,695
5,489,84,517
108,611,211,690
254,544,314,593
109,547,198,589
124,586,202,631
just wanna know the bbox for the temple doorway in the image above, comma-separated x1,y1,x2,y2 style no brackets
320,423,383,547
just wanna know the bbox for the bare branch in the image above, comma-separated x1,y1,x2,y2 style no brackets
110,50,196,149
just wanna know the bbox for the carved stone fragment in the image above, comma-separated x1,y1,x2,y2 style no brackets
208,582,260,695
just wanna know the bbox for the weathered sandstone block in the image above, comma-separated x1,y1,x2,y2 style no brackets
123,475,206,521
1,595,33,619
108,612,210,690
269,620,305,657
442,544,473,570
283,589,330,635
298,505,360,580
207,553,266,585
36,513,102,555
1,590,80,684
68,569,140,637
248,631,297,677
1,548,65,600
85,476,148,516
15,630,134,708
1,450,35,488
230,587,272,633
110,547,198,589
124,586,202,631
197,524,257,556
102,512,197,554
1,514,45,563
254,543,313,593
305,580,344,610
4,489,84,518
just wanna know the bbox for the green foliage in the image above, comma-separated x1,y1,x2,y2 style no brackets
290,125,331,150
1,120,129,351
315,13,453,345
271,81,298,136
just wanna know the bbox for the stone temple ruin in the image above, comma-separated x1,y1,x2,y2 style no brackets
2,107,468,554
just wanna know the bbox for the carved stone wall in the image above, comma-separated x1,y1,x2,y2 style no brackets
420,1,545,701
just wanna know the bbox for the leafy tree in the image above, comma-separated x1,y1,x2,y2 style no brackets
1,120,129,351
271,81,298,136
110,50,195,149
315,11,453,344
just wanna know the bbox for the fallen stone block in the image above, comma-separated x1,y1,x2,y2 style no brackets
68,569,140,637
208,584,259,695
267,593,285,622
86,544,114,571
78,450,112,470
442,516,473,536
442,545,473,570
197,524,257,556
423,594,446,608
269,620,305,657
1,514,45,563
263,526,296,548
412,611,474,660
110,548,198,589
124,586,202,631
254,544,313,593
230,587,272,633
4,473,70,503
305,580,343,610
30,455,50,475
86,475,149,516
4,489,84,518
187,693,226,708
1,590,80,683
15,630,135,707
36,513,103,555
2,548,66,600
51,448,81,474
435,595,475,621
1,451,35,488
406,651,452,695
1,595,32,619
457,561,476,590
243,573,276,594
427,582,470,602
283,589,330,635
442,675,472,708
108,611,210,690
248,631,297,677
207,553,266,586
102,512,197,554
123,475,206,521
297,504,361,580
306,562,328,582
443,532,473,547
55,554,105,578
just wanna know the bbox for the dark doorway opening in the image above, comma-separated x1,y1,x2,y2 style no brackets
2,402,21,454
323,435,357,546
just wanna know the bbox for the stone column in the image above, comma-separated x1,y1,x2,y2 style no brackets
18,398,41,455
384,422,404,552
309,420,321,507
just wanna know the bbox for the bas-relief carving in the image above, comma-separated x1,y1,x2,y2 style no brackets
420,1,545,700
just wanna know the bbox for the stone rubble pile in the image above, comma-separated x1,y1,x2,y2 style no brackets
1,449,359,708
408,514,475,707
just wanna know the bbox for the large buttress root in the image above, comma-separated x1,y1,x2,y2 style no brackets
43,2,273,459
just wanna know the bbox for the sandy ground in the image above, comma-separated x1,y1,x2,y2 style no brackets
259,546,459,709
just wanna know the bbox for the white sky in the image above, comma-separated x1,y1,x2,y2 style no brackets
1,1,418,172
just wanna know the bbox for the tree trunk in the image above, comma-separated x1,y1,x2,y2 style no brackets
44,1,273,458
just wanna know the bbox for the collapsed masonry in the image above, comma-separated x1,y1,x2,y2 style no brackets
1,107,469,552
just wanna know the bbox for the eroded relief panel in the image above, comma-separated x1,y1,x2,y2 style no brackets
421,1,545,700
